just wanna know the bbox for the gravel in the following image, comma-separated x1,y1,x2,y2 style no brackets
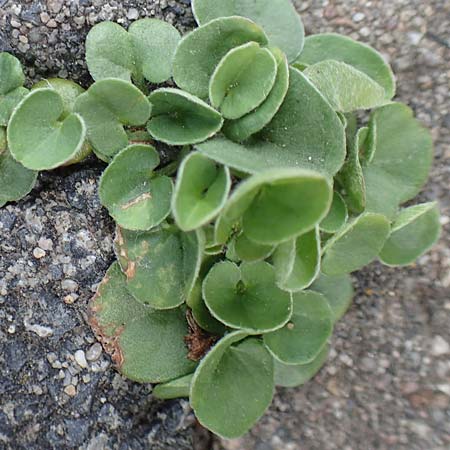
0,1,448,449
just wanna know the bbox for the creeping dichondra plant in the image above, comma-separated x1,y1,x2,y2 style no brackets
0,0,442,439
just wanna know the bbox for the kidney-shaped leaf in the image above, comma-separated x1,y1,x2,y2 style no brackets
322,213,391,275
192,0,305,62
320,191,348,233
209,42,277,120
173,152,230,231
273,227,320,292
115,227,203,309
8,89,86,170
304,60,387,112
234,232,274,262
197,68,345,178
223,46,289,142
203,261,292,333
173,16,268,98
264,291,333,365
153,373,194,400
190,330,274,439
74,78,151,160
89,262,197,383
380,202,441,266
99,144,172,230
296,33,396,99
147,88,223,145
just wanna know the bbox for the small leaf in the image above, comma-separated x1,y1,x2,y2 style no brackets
296,33,396,99
203,261,292,333
172,152,231,231
321,213,391,275
310,272,354,322
274,344,329,388
74,79,151,160
0,52,25,95
8,89,86,170
197,68,345,178
89,262,197,383
264,291,333,365
191,0,305,62
234,233,274,262
147,88,223,145
363,103,433,218
0,87,28,127
99,144,172,230
273,227,320,292
190,331,274,439
209,42,277,120
153,373,194,400
304,60,387,112
173,16,268,98
379,202,441,266
215,168,332,246
114,226,203,309
223,46,289,142
320,191,348,233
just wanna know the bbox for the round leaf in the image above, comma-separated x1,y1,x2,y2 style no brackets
197,68,345,178
191,0,305,62
74,79,151,160
273,227,320,292
264,291,333,365
115,227,203,309
304,60,387,112
321,213,391,275
203,261,293,333
172,152,231,231
173,16,268,98
209,42,277,120
296,33,396,99
89,262,197,383
190,331,274,439
234,233,274,262
99,144,172,231
223,46,289,142
147,88,223,145
379,202,441,266
274,344,329,388
8,89,86,170
310,272,354,322
320,191,348,233
153,373,194,400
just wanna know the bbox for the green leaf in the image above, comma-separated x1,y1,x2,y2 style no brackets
274,344,329,388
320,191,348,233
74,78,151,160
114,226,203,309
172,152,230,231
273,227,320,292
209,42,277,120
147,88,223,145
191,0,305,62
0,52,25,95
304,60,388,112
197,68,345,178
296,33,396,99
173,16,269,98
264,291,333,364
363,103,433,218
0,86,28,127
321,213,391,275
89,262,197,383
203,261,292,333
215,168,332,246
8,89,86,170
234,233,274,262
99,144,172,231
153,373,194,399
223,46,289,142
190,331,274,439
379,202,441,266
310,273,354,322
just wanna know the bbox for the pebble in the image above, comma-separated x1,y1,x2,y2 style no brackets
25,322,54,338
74,350,88,369
33,247,46,259
64,385,77,397
38,237,53,251
86,342,102,362
127,8,139,20
353,12,365,22
61,279,78,292
431,336,450,356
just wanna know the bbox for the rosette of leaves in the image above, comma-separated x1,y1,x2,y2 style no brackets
0,0,443,441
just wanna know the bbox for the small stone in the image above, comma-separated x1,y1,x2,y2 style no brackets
359,27,371,37
352,12,365,22
74,350,88,369
40,12,50,23
82,374,91,384
33,247,46,259
11,19,21,28
61,279,78,292
63,294,78,304
32,385,43,395
127,8,139,20
7,325,16,334
48,0,64,14
431,335,450,356
18,35,28,44
86,343,102,362
64,385,77,397
26,323,53,337
47,352,57,364
47,19,58,28
38,237,53,251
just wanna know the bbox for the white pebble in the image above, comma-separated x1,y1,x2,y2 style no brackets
74,350,88,369
33,247,46,259
86,342,102,362
431,335,450,356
